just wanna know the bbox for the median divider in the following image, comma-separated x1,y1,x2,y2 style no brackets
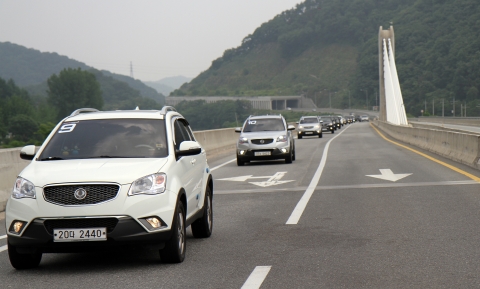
0,128,239,213
373,120,480,170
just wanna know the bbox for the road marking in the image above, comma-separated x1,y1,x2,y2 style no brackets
210,158,235,171
218,172,294,187
366,169,412,182
215,180,479,195
371,124,480,182
0,245,6,253
241,266,271,289
0,235,6,240
286,125,350,225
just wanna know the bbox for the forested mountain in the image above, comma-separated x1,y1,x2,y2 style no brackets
172,0,480,116
145,76,192,96
0,42,164,104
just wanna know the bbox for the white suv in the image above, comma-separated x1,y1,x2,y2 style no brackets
5,106,213,269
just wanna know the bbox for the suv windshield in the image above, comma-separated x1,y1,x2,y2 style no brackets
243,118,285,132
299,118,319,124
38,119,168,160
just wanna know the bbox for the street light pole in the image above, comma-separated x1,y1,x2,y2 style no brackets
329,92,331,109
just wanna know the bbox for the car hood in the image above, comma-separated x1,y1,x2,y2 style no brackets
20,158,169,187
240,131,286,139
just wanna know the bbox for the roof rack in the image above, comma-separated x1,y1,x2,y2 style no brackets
160,106,177,115
70,108,100,117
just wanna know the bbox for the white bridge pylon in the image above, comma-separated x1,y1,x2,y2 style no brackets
383,38,408,126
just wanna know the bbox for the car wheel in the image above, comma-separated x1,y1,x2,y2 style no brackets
319,133,322,138
292,147,296,161
285,150,293,164
8,242,42,270
236,157,245,166
298,135,302,139
331,129,335,134
160,201,186,263
191,187,213,238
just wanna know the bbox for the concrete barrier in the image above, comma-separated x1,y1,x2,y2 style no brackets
0,127,239,213
373,121,480,170
0,149,32,212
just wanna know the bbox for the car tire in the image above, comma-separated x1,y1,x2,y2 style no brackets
8,242,42,270
292,147,296,161
298,135,302,139
160,201,186,263
331,129,335,134
191,187,213,238
319,133,322,138
237,157,245,166
285,150,293,164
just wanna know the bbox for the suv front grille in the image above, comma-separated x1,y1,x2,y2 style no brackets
251,139,274,145
44,184,120,206
43,218,119,234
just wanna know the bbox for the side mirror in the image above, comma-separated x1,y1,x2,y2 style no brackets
295,121,299,124
176,141,202,158
287,125,295,131
20,145,36,160
235,127,242,133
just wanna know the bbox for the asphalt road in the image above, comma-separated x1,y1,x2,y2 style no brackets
1,122,480,288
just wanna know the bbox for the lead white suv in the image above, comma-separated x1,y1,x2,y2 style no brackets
5,106,213,269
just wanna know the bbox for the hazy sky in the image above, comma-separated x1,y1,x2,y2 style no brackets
0,0,303,82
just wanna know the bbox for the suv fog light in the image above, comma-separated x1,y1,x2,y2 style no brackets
281,148,287,153
9,220,27,235
239,150,245,155
147,217,161,228
139,216,166,231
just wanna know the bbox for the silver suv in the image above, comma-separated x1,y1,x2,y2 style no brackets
234,115,295,166
296,116,323,139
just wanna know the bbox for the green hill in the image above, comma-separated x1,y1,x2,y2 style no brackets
172,0,480,116
0,42,165,105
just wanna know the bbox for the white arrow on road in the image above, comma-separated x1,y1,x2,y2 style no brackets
218,172,294,187
366,169,412,182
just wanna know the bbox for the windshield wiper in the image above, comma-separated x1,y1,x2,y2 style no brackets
40,157,64,161
83,155,138,159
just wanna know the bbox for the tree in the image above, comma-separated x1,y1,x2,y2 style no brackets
9,115,38,142
47,68,103,120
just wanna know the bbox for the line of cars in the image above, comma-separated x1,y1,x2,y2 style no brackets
233,112,361,166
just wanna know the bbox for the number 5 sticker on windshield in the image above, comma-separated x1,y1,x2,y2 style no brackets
59,124,76,133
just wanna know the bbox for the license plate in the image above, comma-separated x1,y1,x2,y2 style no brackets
53,228,107,242
254,151,271,156
305,132,313,134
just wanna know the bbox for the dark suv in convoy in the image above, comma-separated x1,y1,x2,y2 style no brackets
235,115,296,166
321,117,335,134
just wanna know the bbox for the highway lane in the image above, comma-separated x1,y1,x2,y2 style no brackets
1,122,480,288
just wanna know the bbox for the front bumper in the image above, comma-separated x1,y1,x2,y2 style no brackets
237,147,291,161
8,216,172,253
298,129,322,136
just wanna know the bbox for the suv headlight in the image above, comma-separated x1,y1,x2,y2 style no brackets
276,135,288,142
12,177,36,199
238,137,248,144
128,173,167,196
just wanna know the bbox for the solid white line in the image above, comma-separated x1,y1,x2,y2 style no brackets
0,245,7,253
241,266,272,289
0,235,6,240
211,158,236,171
286,126,350,225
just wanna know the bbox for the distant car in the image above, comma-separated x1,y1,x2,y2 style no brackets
235,115,296,166
360,115,369,122
296,116,322,139
321,117,335,134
